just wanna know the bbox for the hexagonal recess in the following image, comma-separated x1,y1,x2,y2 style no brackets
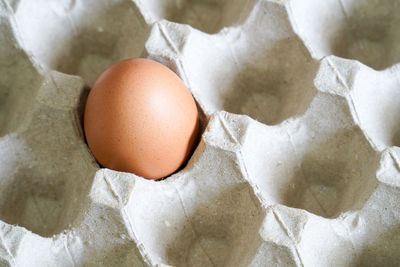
124,112,266,266
290,0,400,70
11,0,151,85
145,0,319,126
314,56,400,150
0,69,98,237
134,0,257,34
238,56,382,219
250,147,400,266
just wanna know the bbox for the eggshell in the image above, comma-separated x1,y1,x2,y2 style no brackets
84,58,199,180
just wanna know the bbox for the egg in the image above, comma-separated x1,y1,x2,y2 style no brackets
84,58,200,180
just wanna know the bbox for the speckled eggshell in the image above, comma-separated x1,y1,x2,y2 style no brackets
84,58,199,180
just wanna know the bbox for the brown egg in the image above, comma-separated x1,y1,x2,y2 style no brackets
84,58,199,180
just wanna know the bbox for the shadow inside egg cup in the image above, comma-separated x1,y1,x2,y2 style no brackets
136,0,257,34
165,183,264,266
222,37,318,126
0,167,73,237
0,21,43,137
0,101,98,237
292,0,400,70
394,129,400,148
331,0,400,70
282,127,380,218
377,92,400,149
14,0,151,86
354,224,400,266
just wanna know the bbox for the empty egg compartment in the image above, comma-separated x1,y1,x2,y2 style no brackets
315,56,400,151
134,0,257,34
0,52,98,237
123,113,266,266
250,147,400,266
0,15,42,137
290,0,400,70
145,0,319,126
238,74,381,218
11,0,151,86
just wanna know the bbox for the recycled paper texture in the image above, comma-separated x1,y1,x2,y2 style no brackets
0,0,399,266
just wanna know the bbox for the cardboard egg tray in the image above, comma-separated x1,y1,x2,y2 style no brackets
0,0,399,266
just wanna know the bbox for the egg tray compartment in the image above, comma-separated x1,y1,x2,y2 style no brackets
0,0,400,266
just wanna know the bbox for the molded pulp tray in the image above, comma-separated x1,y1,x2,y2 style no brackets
0,0,399,266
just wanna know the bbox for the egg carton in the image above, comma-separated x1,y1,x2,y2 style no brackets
0,0,399,266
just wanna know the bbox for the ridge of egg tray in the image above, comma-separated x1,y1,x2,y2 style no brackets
0,0,399,266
